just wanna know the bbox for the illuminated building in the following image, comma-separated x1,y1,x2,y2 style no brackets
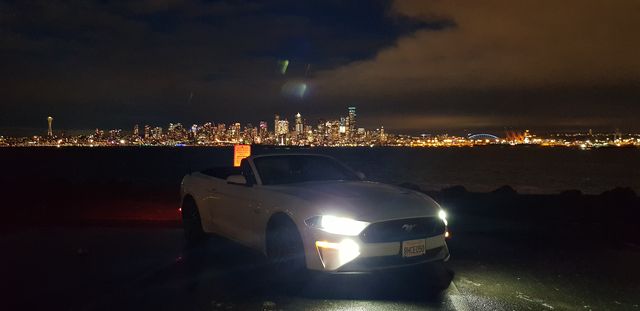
295,112,304,134
275,119,290,145
259,121,267,131
249,126,259,143
243,123,253,141
231,123,241,141
201,122,213,141
108,129,122,140
326,120,340,143
95,128,104,139
133,124,139,137
348,106,356,139
168,123,186,140
339,117,347,134
152,127,163,139
47,116,53,137
216,123,226,140
523,130,531,144
304,125,314,142
274,114,280,134
259,121,268,141
276,120,289,136
317,120,326,133
144,125,150,139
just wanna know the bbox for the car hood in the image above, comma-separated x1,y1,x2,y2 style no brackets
263,181,441,222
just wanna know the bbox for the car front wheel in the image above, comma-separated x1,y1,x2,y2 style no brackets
266,215,308,285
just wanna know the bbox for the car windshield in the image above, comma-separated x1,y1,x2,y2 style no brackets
254,155,359,185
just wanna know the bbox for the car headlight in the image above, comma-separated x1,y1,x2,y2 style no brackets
305,215,369,236
438,209,448,226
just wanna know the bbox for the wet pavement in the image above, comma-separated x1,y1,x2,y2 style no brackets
1,224,639,311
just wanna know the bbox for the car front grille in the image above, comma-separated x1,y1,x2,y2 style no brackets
359,217,446,243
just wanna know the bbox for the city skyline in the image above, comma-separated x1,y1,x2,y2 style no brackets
1,106,639,149
2,107,638,139
6,106,381,142
6,108,640,139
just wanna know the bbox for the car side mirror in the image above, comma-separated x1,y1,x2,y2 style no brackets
355,171,366,180
226,174,247,186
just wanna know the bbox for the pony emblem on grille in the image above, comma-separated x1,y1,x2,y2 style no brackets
402,224,416,232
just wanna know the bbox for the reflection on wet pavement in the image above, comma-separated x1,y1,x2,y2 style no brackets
1,226,639,310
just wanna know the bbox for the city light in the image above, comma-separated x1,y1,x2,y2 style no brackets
1,109,639,148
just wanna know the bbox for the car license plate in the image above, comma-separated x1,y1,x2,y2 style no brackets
402,239,426,257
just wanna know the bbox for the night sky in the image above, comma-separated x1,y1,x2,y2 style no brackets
1,0,639,136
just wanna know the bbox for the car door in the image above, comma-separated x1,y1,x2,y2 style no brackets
214,160,262,248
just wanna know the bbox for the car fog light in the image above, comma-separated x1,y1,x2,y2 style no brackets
315,239,360,270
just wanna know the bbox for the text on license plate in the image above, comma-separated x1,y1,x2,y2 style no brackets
402,239,426,257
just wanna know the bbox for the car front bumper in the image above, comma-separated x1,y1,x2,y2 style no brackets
303,230,449,273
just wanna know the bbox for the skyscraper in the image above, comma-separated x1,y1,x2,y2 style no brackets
295,112,303,133
259,121,268,140
339,117,347,134
152,127,163,139
232,122,241,141
47,116,53,137
274,114,280,134
276,120,289,136
348,106,356,139
133,124,140,137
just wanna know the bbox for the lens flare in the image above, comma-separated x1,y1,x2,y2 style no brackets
278,59,289,74
281,81,308,99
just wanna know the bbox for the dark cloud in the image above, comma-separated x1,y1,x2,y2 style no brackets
1,0,438,134
0,0,638,135
311,0,640,132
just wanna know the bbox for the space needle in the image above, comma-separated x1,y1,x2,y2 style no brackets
47,116,53,137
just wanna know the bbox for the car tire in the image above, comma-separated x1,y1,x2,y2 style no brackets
182,196,207,245
266,216,308,286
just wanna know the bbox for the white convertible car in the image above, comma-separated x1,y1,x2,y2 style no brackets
180,153,450,276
